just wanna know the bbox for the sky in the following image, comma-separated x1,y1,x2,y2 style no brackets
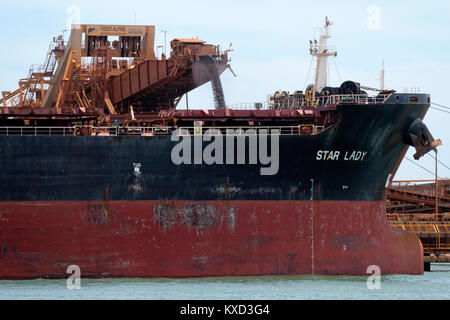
0,0,449,181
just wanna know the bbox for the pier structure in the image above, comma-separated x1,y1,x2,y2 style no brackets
387,179,450,270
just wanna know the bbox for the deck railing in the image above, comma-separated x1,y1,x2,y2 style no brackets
0,125,329,137
226,94,391,110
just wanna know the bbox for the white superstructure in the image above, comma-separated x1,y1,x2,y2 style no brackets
309,17,337,93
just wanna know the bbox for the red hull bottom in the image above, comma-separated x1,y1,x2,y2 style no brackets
0,200,423,279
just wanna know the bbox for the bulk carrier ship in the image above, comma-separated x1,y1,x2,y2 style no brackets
0,18,441,279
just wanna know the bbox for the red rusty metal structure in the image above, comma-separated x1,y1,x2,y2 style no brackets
387,179,450,254
0,25,230,125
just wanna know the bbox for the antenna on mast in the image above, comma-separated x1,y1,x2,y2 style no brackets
309,16,337,93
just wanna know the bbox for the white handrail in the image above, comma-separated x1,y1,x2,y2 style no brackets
0,125,330,137
226,94,391,110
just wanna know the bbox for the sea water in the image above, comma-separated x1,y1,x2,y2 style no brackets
0,263,448,300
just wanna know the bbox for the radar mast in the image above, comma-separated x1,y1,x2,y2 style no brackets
309,17,337,93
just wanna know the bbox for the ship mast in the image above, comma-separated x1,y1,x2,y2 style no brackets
309,17,337,93
380,59,385,90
